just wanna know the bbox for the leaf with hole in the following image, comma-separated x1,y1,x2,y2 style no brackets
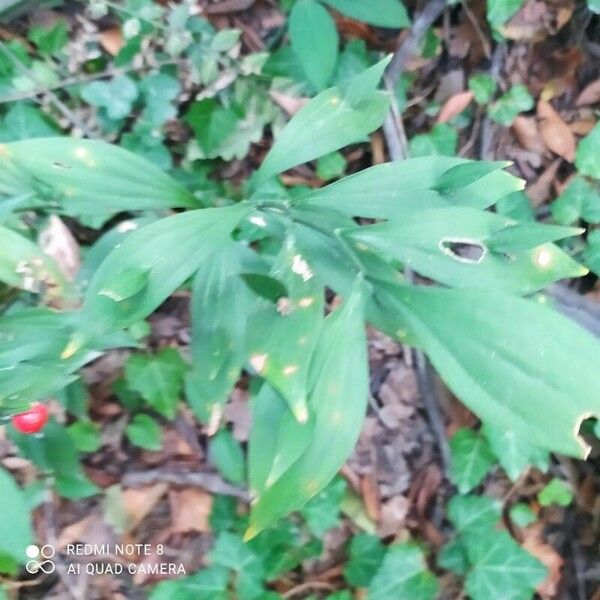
376,283,600,458
345,207,586,293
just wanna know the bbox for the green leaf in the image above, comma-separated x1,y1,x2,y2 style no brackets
80,204,250,336
367,544,438,600
321,0,410,28
489,84,534,125
449,428,496,493
447,494,502,534
409,123,457,157
509,503,537,528
316,151,346,181
295,157,524,216
584,229,600,276
0,138,195,215
575,122,600,179
465,530,546,600
254,59,391,185
0,467,32,561
150,566,230,600
125,348,188,419
10,420,98,499
469,74,497,104
345,207,585,293
344,533,386,587
210,532,265,597
67,421,102,453
487,0,525,29
538,478,573,507
126,414,162,450
29,22,68,55
376,284,600,458
300,476,346,535
98,267,149,302
0,103,58,141
0,225,69,295
186,243,258,421
589,0,600,13
139,72,180,126
289,0,339,91
209,429,246,484
551,176,600,225
483,422,548,481
246,236,324,421
81,75,139,120
185,99,240,156
246,283,368,537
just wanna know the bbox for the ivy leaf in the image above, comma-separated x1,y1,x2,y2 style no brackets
538,478,573,507
409,123,457,157
367,544,438,600
469,74,497,104
254,57,391,185
139,72,180,126
289,0,339,91
126,414,162,451
345,207,586,294
246,283,368,538
487,0,525,30
209,429,246,485
551,176,600,225
0,138,195,215
575,122,600,179
447,494,502,535
488,84,534,125
449,429,496,493
10,420,98,499
81,75,139,120
321,0,410,28
300,476,346,536
184,99,240,156
125,348,188,419
295,157,523,217
344,533,386,587
466,530,547,600
483,422,548,481
0,468,32,561
0,103,58,141
376,284,600,458
150,566,230,600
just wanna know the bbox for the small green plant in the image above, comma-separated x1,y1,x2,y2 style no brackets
1,60,600,549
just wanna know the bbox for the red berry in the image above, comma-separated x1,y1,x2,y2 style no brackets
11,404,49,434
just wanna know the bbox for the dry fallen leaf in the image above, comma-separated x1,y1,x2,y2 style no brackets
502,0,572,41
122,484,168,532
168,488,213,533
522,523,564,597
437,91,474,124
527,158,561,206
269,91,308,116
536,100,576,162
576,79,600,107
100,28,124,56
360,473,381,523
38,215,81,280
512,115,547,155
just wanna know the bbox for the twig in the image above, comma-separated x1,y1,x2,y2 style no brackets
282,581,336,598
0,59,182,104
122,468,250,500
203,0,256,14
381,0,451,474
479,42,505,160
0,42,94,137
385,0,447,87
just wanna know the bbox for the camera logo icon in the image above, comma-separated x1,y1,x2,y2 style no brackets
25,544,56,574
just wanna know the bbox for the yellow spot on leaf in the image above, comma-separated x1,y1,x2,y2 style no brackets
282,364,299,376
534,248,553,268
298,296,315,308
249,352,268,374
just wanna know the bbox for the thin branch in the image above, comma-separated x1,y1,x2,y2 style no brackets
385,0,447,87
0,42,94,137
381,0,451,473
